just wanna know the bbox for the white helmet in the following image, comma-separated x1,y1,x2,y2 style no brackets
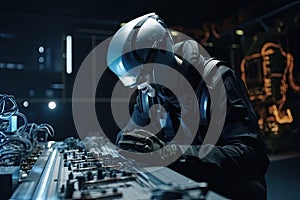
106,12,175,87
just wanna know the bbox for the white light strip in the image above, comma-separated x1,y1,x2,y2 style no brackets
66,35,72,74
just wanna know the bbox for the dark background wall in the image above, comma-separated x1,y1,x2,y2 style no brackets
0,0,299,149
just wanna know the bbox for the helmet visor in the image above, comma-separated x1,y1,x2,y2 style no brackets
109,51,143,87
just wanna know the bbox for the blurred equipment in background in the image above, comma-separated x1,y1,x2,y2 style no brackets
240,42,300,136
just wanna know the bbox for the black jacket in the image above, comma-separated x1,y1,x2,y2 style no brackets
116,40,270,199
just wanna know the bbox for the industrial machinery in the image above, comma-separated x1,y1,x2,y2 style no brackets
240,42,300,135
8,136,226,200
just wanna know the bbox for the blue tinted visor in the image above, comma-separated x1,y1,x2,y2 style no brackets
108,50,145,87
107,13,157,87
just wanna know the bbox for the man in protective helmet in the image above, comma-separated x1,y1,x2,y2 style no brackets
106,12,269,199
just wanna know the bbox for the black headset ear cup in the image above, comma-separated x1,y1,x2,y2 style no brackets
199,86,210,126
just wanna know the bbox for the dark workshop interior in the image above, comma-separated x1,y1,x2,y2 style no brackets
0,0,299,199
